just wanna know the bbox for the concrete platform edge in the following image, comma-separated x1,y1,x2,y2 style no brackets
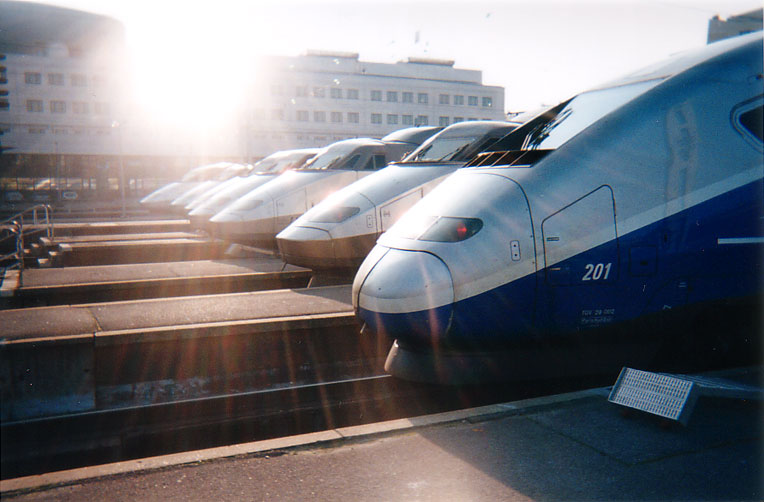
0,387,608,494
1,269,19,297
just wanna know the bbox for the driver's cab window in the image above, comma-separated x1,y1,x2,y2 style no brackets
363,154,387,170
343,155,361,170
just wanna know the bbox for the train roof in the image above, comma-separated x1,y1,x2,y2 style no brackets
382,126,443,145
468,31,763,164
595,30,762,90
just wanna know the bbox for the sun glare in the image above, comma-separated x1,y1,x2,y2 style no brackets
124,3,258,132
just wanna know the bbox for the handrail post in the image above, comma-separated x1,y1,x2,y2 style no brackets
0,204,56,286
17,215,24,287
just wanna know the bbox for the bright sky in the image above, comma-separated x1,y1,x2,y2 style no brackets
24,0,764,129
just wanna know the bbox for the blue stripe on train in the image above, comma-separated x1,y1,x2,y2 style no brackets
359,179,763,347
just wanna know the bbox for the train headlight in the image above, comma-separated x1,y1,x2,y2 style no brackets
393,215,483,243
309,206,361,223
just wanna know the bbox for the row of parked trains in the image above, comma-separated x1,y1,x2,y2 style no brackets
143,32,763,384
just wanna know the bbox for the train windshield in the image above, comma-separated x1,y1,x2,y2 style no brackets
405,135,483,162
520,79,662,150
251,152,314,174
300,144,371,170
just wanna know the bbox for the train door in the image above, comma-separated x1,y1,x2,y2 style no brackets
540,185,620,331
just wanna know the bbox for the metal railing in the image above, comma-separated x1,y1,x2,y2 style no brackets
1,205,53,287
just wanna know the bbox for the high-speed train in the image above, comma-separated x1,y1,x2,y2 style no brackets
209,127,441,246
353,32,764,384
139,162,248,212
276,121,519,270
186,148,319,229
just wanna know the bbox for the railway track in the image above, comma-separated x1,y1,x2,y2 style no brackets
1,370,613,480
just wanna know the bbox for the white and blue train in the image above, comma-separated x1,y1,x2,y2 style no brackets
353,32,764,383
187,148,319,230
210,127,440,246
139,162,248,212
276,121,519,270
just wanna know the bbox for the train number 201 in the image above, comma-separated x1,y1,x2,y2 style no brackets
582,262,612,281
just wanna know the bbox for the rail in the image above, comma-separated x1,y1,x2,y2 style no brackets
0,205,53,287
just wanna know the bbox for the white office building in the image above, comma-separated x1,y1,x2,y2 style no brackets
242,51,505,158
0,2,506,198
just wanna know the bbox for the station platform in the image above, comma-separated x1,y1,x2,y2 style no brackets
1,285,361,421
1,257,311,306
3,366,761,501
0,284,353,342
24,219,191,237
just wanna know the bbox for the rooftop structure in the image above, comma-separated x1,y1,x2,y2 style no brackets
707,8,763,43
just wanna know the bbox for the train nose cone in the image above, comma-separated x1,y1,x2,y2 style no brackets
277,226,335,269
354,247,454,345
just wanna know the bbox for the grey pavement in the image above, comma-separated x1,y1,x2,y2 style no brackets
14,258,302,288
0,284,352,340
3,367,761,501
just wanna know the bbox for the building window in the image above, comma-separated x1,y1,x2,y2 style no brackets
0,99,9,110
26,99,43,112
272,109,285,121
94,102,110,115
330,88,342,99
348,112,360,123
402,92,413,103
73,102,89,114
415,115,429,126
468,96,478,106
347,89,359,100
387,114,398,125
371,113,383,124
439,94,450,105
28,127,46,134
482,97,493,108
453,117,464,123
48,73,64,85
370,90,382,101
439,116,450,127
454,95,464,105
417,93,428,105
402,114,413,125
331,111,343,123
25,72,42,85
71,74,87,87
313,87,325,98
387,91,398,102
296,86,308,97
297,110,309,122
314,111,326,122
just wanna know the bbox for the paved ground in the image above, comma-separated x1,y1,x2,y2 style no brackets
0,284,352,340
13,258,301,287
3,367,761,501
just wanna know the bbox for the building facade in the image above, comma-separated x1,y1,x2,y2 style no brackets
242,51,505,159
0,1,130,199
0,2,506,200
